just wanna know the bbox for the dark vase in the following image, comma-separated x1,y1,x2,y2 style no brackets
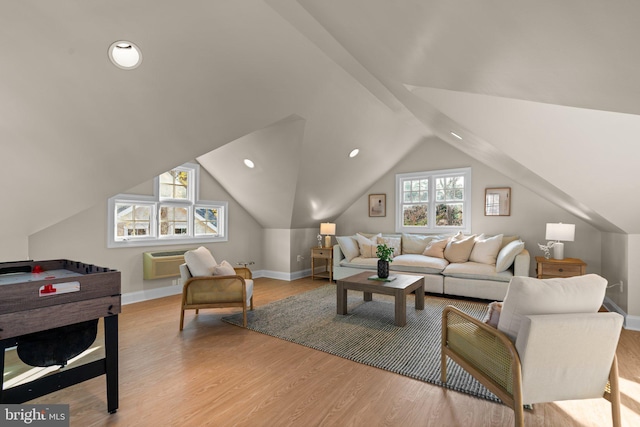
377,259,389,279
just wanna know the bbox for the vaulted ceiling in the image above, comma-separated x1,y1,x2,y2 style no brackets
2,0,638,244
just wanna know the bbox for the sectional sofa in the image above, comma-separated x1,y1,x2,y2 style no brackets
332,232,530,301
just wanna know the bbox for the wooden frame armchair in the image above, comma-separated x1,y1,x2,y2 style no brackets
441,306,623,427
179,263,254,330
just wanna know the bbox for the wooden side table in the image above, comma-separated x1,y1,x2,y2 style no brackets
535,256,586,279
311,247,333,282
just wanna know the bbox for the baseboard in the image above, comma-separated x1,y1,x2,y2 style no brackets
122,269,306,305
603,296,639,331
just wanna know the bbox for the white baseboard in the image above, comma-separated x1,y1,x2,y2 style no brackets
603,296,639,331
122,269,310,305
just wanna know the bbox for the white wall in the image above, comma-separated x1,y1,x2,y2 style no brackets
336,138,602,277
28,167,263,296
0,234,28,262
601,232,628,313
628,234,640,320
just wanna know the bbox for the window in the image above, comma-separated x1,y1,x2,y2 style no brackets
395,167,471,234
108,162,228,248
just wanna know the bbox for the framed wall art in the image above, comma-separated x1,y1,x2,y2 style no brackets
485,187,511,216
369,194,386,217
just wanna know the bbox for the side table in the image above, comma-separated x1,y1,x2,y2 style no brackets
535,256,586,279
311,247,333,282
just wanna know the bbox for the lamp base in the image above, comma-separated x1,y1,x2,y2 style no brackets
324,235,332,248
552,242,565,260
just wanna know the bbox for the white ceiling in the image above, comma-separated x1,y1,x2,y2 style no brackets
1,0,638,241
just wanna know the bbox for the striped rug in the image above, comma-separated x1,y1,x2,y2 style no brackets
222,284,500,403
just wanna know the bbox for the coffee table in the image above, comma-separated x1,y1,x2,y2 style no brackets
336,271,425,326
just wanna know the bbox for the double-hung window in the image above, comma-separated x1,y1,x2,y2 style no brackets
108,162,227,248
395,167,471,234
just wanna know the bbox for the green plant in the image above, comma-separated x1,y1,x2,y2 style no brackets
376,243,395,263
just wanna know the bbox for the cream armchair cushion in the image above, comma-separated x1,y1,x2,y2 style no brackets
497,274,607,340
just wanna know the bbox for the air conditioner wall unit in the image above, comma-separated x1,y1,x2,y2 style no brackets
143,249,191,280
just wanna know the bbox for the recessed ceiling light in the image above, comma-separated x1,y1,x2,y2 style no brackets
349,148,360,158
108,41,142,70
243,159,255,168
450,131,463,140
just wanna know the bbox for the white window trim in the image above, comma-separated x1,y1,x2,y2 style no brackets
395,167,472,235
107,162,228,248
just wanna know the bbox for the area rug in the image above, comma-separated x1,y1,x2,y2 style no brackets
222,285,499,403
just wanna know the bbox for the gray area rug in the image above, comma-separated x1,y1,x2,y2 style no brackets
222,285,499,403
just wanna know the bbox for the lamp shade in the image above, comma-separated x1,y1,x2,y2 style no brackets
545,223,575,242
320,223,336,236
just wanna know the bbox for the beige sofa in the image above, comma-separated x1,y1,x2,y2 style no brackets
332,232,530,301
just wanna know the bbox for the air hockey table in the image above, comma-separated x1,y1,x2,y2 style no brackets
0,259,120,413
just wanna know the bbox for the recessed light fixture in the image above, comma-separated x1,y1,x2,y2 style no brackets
243,159,255,169
450,131,463,140
349,148,360,158
108,41,142,70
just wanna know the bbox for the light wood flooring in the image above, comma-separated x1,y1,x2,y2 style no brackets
19,277,640,426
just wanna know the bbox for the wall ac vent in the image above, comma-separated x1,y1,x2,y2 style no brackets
143,249,191,280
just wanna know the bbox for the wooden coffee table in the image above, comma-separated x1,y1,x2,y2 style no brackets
336,271,424,326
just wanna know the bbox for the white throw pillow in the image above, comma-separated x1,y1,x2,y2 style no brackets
422,238,449,259
336,235,360,262
401,233,434,254
377,236,401,257
356,233,381,258
495,240,525,272
213,260,236,276
497,274,607,341
469,234,503,265
184,246,217,277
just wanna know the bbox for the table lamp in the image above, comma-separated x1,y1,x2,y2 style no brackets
320,223,336,248
545,223,575,260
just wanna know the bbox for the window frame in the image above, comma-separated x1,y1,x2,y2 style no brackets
107,162,228,248
395,167,472,235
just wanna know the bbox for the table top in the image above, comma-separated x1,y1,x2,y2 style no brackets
337,271,424,290
0,269,82,286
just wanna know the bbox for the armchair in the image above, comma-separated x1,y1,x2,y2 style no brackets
179,260,254,330
441,274,624,427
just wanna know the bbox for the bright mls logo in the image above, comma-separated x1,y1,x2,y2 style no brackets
1,405,69,426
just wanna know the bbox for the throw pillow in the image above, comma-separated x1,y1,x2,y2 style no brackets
213,260,236,276
500,235,520,250
356,233,381,258
401,233,434,254
469,234,503,265
495,240,525,272
444,234,476,263
336,235,360,262
422,238,449,258
497,274,607,341
482,301,503,328
184,246,217,277
377,236,401,257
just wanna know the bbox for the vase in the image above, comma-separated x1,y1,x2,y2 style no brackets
377,259,389,279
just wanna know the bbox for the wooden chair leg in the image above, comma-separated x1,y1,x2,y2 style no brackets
195,308,199,315
250,296,254,310
179,308,185,331
242,306,247,327
610,355,622,427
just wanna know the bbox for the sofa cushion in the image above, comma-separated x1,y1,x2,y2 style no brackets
423,238,449,258
469,234,503,265
377,236,401,257
500,235,520,249
184,246,217,277
401,233,435,254
356,233,381,258
495,240,525,272
336,235,360,262
497,274,607,341
443,261,513,282
390,254,449,274
444,234,476,263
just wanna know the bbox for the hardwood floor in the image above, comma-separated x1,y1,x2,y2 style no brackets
21,277,640,426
